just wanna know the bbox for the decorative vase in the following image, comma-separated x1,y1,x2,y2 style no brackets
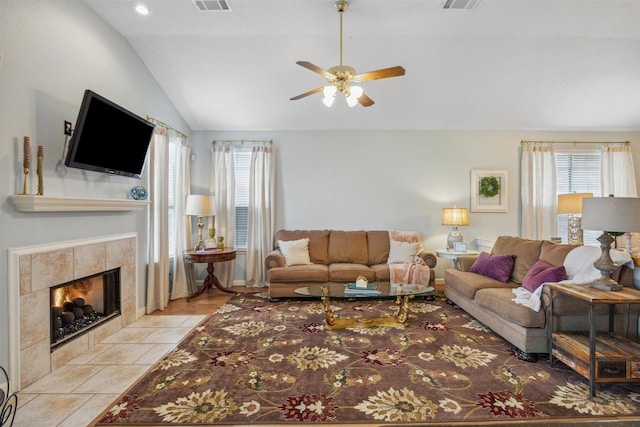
217,236,224,250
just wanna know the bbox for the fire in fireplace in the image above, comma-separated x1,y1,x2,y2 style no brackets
50,268,121,349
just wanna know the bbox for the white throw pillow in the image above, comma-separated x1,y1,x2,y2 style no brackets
278,238,312,266
388,240,420,264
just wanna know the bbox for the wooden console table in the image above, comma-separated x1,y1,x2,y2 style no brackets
183,248,237,300
549,283,640,397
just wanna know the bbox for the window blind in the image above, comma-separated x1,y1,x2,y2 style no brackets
554,151,601,245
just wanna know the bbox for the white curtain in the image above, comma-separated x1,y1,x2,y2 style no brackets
246,142,275,287
170,135,191,299
147,128,190,313
601,144,638,197
146,128,171,313
210,142,236,288
521,143,557,239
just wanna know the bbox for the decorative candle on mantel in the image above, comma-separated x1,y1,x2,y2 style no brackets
22,136,30,195
37,144,44,195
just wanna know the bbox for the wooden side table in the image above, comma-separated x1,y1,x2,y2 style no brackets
435,248,480,270
548,283,640,397
183,248,237,300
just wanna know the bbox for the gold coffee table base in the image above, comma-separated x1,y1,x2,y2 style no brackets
321,286,415,330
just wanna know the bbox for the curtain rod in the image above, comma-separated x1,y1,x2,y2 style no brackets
213,139,272,145
146,116,188,139
521,140,629,146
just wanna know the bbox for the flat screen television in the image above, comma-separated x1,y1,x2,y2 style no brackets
65,90,155,179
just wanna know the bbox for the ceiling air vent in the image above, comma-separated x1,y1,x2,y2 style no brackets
442,0,480,10
193,0,232,12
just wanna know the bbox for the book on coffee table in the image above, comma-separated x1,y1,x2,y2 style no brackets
344,283,381,296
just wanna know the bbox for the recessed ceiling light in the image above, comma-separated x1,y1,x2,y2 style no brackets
133,2,150,15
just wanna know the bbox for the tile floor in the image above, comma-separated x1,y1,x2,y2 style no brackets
13,314,207,427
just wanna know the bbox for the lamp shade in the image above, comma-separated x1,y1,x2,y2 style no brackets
557,193,593,214
581,197,640,233
442,207,469,226
185,195,215,216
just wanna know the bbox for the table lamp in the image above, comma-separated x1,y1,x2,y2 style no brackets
185,195,215,251
557,192,592,245
581,196,640,291
442,207,469,250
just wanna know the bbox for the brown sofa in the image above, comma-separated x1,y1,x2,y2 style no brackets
265,229,437,299
444,236,638,359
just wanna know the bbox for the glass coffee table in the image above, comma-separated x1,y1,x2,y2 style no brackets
295,283,434,330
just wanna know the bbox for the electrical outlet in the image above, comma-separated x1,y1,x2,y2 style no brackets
64,121,73,136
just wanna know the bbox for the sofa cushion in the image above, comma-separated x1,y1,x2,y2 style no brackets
492,236,543,283
278,238,312,266
275,230,329,265
469,252,516,283
268,264,329,283
329,264,375,282
388,240,420,264
367,231,391,265
328,231,368,265
444,269,517,300
522,259,566,292
539,241,579,266
370,264,390,282
475,288,546,328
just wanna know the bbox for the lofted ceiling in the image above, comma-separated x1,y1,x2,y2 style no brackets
82,0,640,132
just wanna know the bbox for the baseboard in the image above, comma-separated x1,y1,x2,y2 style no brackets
137,307,146,319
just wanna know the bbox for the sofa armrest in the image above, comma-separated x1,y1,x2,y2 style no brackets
417,250,437,269
456,255,479,271
265,249,286,270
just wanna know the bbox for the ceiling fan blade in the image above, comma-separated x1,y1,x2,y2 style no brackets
296,61,335,79
290,87,324,101
353,66,406,82
358,93,375,107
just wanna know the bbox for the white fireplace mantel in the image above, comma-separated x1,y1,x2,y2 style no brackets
9,195,149,212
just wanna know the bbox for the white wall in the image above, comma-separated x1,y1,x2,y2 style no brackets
0,1,189,370
191,130,640,279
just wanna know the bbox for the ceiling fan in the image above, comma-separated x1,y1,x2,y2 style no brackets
290,1,405,108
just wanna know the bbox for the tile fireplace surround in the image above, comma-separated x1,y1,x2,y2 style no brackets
8,233,139,391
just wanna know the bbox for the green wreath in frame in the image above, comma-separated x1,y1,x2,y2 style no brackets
479,176,501,198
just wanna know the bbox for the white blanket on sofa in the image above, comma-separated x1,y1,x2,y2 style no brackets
512,246,634,312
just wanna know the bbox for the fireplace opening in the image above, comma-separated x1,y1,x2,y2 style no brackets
50,268,121,350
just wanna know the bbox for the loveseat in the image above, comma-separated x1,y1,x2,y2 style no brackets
444,236,638,360
265,229,437,299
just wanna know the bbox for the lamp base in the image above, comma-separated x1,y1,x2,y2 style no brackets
567,214,584,245
589,280,624,292
447,227,463,251
588,232,623,292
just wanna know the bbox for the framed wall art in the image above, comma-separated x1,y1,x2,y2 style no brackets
471,170,508,212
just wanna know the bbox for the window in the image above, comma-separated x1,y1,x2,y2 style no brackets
554,148,601,244
231,150,251,250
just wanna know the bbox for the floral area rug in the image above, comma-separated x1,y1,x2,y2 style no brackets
94,294,640,425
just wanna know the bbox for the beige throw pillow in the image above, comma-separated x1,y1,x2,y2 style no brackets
388,240,420,264
278,238,312,266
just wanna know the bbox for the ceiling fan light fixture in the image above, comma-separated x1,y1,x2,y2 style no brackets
346,85,363,107
323,85,337,97
290,1,405,107
322,86,337,107
322,95,336,107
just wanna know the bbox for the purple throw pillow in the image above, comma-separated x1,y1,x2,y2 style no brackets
522,259,567,292
469,252,516,283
